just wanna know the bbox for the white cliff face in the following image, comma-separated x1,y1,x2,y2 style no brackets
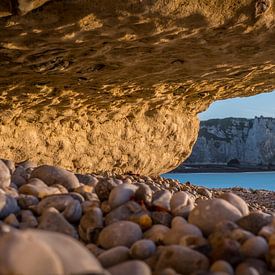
186,117,275,165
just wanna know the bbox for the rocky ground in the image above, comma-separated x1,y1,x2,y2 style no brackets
0,158,274,274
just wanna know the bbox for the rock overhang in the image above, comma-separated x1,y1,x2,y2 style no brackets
0,0,274,175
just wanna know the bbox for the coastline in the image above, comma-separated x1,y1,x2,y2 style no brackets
171,164,275,174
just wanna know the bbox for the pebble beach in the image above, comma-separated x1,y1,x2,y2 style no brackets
0,158,275,275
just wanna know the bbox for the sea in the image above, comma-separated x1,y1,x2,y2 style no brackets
162,172,275,191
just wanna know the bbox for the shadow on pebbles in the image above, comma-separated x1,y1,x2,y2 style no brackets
0,159,274,275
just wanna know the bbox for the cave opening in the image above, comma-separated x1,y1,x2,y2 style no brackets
163,90,275,191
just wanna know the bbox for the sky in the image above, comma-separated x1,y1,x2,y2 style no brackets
199,91,275,120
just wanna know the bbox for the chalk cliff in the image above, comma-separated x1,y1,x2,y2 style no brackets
0,0,274,174
186,117,275,165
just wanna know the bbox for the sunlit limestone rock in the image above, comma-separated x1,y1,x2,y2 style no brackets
0,0,274,175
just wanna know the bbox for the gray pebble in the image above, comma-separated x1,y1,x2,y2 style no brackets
241,236,268,258
107,260,151,275
98,221,142,249
143,224,170,244
0,194,19,219
38,207,78,239
219,193,249,216
155,245,209,274
152,190,172,211
210,260,234,275
108,184,137,210
189,198,242,235
31,165,80,190
236,212,272,234
170,191,194,218
130,239,156,260
98,246,130,268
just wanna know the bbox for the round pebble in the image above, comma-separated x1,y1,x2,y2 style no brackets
241,236,268,258
155,245,209,274
0,160,11,189
108,184,137,209
170,191,194,218
210,260,234,275
31,165,80,190
98,221,142,249
219,192,249,216
98,246,130,268
130,239,156,260
107,260,151,275
188,198,243,235
152,190,172,211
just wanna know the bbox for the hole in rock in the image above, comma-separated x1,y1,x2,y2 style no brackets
163,91,275,191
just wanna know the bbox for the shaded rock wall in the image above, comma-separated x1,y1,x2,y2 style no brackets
186,117,275,165
0,0,274,174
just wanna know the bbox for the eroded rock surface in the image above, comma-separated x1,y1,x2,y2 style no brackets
0,0,274,174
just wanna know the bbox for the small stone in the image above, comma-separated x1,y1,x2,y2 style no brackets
31,165,80,190
171,216,187,227
105,201,149,227
98,221,142,249
11,174,27,187
135,183,152,205
210,260,234,275
12,166,30,184
37,194,75,215
79,207,103,242
17,160,37,170
219,192,249,216
107,260,151,275
155,245,209,274
143,224,170,244
86,243,105,257
20,210,38,229
179,235,207,248
0,160,11,188
188,198,242,235
17,194,39,209
95,178,117,201
130,239,156,260
75,174,98,186
197,187,212,198
4,213,20,228
170,191,194,218
163,223,202,245
230,228,254,244
151,211,172,227
1,159,15,174
63,199,82,223
210,237,241,265
98,246,130,268
235,264,260,275
74,185,94,198
152,190,172,211
19,178,60,198
0,194,19,219
108,184,137,210
241,236,268,258
259,220,275,239
236,212,272,234
38,207,78,239
0,228,104,275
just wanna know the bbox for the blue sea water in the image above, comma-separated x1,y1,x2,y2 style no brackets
162,172,275,191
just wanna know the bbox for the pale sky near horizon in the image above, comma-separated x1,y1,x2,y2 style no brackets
199,91,275,121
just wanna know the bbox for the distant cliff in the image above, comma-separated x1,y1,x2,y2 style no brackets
185,117,275,166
